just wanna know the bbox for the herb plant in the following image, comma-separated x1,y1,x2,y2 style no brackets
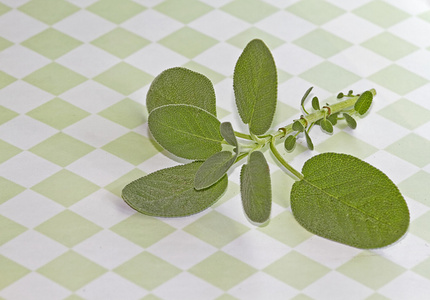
122,39,409,249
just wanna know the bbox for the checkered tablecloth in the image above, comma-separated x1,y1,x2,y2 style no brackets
1,0,430,299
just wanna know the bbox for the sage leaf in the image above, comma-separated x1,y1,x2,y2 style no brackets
148,104,222,160
301,86,313,107
195,151,236,190
233,39,277,135
343,113,357,129
284,135,296,151
327,113,338,126
320,118,334,133
304,130,314,150
312,96,320,110
122,162,227,217
354,90,373,115
240,151,272,223
220,122,238,148
292,120,305,132
147,67,217,116
290,153,409,249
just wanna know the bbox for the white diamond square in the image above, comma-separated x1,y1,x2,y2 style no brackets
56,44,120,78
53,10,115,42
66,149,134,186
0,190,63,228
63,114,128,147
222,230,289,269
147,231,217,269
125,43,188,76
379,271,430,300
325,0,373,11
199,0,233,8
0,44,50,78
406,83,430,111
0,152,61,187
60,81,123,113
74,230,142,269
0,230,67,270
70,189,134,228
0,10,47,43
194,42,241,76
122,10,183,42
0,273,70,300
397,49,430,81
77,272,146,300
0,81,52,113
389,18,430,48
273,43,323,75
188,10,248,41
66,0,98,8
388,0,430,16
0,0,30,7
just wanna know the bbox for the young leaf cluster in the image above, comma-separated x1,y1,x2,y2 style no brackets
122,39,409,249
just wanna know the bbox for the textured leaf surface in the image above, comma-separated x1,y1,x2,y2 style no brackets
284,135,296,151
148,104,222,160
343,113,357,129
122,162,227,217
312,97,320,110
292,120,305,132
354,91,373,115
240,151,272,223
291,153,409,249
195,151,236,190
320,118,333,133
146,67,217,116
305,130,314,150
220,122,237,148
233,39,277,135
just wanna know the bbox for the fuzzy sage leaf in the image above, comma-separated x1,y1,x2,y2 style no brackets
233,39,277,135
220,122,238,148
122,162,227,217
343,113,357,129
194,151,236,190
320,118,334,133
148,104,222,160
284,135,296,151
354,90,373,115
290,153,409,249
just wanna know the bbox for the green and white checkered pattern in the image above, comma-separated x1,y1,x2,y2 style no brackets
1,0,430,299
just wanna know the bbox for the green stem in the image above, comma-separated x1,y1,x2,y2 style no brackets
269,137,304,180
235,131,252,140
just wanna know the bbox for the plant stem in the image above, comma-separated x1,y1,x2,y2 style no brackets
235,131,252,140
269,137,304,180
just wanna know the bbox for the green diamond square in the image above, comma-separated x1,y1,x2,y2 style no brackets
369,65,427,96
21,28,82,60
259,211,312,247
181,61,225,84
91,28,150,59
316,131,378,159
221,0,277,24
378,98,430,130
385,133,430,167
36,210,102,247
0,2,11,16
0,139,21,165
272,101,300,128
189,252,256,290
98,98,146,129
0,176,25,205
105,169,146,197
215,295,239,300
337,253,405,289
294,29,352,58
24,63,87,95
227,27,285,50
18,0,79,25
420,11,430,23
27,98,90,130
38,251,106,291
0,105,18,126
110,214,175,248
94,62,153,95
30,133,94,167
410,211,430,243
32,170,99,207
412,257,430,280
64,296,85,300
353,0,409,28
0,70,17,89
264,251,330,289
300,62,360,93
0,255,30,290
0,215,27,246
114,252,181,290
0,36,13,51
365,294,391,300
184,211,249,248
361,32,418,61
271,170,296,208
398,171,430,207
155,0,212,23
287,0,345,25
102,132,159,165
160,27,217,59
87,0,145,24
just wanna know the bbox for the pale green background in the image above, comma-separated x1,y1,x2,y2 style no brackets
1,0,430,299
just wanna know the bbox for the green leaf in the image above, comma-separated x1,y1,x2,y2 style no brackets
343,113,357,129
312,96,320,110
148,104,222,160
220,122,238,148
233,39,277,135
146,67,217,116
195,151,236,190
292,120,305,132
290,153,409,249
301,86,313,107
320,118,333,133
304,130,314,150
122,162,227,217
284,135,296,151
327,113,338,126
354,90,373,115
240,151,272,223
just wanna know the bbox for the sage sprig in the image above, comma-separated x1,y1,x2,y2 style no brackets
122,39,409,249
